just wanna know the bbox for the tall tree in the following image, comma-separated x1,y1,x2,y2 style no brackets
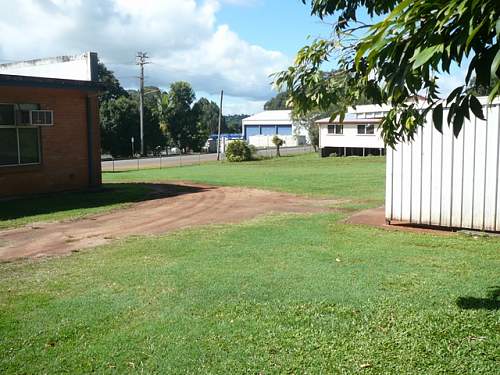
164,82,200,152
275,0,500,146
97,62,128,102
193,98,220,135
264,92,291,110
100,96,165,157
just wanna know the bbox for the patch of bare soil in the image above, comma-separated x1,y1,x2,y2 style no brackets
0,183,337,261
347,206,454,235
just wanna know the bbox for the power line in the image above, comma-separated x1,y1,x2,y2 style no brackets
217,90,224,161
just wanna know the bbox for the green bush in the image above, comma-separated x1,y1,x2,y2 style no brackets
226,140,252,162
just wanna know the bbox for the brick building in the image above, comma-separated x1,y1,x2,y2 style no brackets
0,53,101,197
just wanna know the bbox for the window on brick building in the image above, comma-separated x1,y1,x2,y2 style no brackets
0,103,41,166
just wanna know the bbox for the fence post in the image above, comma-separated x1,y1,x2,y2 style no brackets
160,155,162,169
112,158,115,173
137,156,140,170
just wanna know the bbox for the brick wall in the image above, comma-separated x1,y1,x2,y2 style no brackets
0,85,101,197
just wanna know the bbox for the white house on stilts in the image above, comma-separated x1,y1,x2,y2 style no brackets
316,104,389,157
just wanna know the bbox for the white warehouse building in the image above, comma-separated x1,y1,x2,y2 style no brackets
316,104,390,157
242,110,308,148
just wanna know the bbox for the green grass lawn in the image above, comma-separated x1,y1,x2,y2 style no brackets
103,153,386,202
1,213,498,373
1,153,499,374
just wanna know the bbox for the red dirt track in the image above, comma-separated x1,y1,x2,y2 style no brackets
346,206,454,235
0,183,336,261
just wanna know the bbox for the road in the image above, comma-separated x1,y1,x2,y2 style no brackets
102,146,314,172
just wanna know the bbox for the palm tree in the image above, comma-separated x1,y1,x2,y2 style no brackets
272,136,284,157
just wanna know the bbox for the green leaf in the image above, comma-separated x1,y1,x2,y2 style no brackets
469,95,486,120
466,19,486,50
447,86,463,104
383,0,413,23
432,103,443,133
412,45,443,69
491,50,500,79
465,55,477,84
488,82,500,103
453,109,465,137
355,42,372,69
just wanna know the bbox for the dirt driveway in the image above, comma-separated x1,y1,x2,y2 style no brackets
0,183,336,261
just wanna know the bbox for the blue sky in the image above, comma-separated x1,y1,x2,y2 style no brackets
217,1,332,57
0,0,466,114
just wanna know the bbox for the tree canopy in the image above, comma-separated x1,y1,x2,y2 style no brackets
97,62,238,155
223,114,248,134
193,98,220,135
97,62,128,102
163,82,208,152
276,0,500,146
100,96,164,157
264,92,291,110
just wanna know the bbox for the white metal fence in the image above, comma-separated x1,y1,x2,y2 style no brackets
386,99,500,231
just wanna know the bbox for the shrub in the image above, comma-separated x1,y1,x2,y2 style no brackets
225,140,252,162
248,144,258,156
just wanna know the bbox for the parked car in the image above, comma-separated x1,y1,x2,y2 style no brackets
101,153,113,161
168,147,181,155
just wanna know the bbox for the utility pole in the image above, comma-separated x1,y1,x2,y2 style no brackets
217,90,224,161
136,52,150,156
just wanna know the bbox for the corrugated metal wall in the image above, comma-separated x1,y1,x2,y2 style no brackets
385,100,500,231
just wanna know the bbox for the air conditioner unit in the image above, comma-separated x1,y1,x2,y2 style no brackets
30,110,53,126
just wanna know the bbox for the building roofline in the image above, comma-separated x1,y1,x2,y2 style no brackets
243,109,292,121
316,117,382,125
0,74,102,92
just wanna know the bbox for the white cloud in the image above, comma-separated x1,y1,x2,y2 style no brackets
220,0,260,6
199,91,265,115
0,0,287,113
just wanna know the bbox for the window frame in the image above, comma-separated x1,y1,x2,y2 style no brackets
327,124,343,135
0,102,42,167
0,103,16,126
357,124,376,136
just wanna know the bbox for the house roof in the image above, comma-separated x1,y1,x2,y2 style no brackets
243,110,292,122
0,74,102,91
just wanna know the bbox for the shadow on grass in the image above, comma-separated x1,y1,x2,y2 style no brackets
0,183,210,222
456,287,500,310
